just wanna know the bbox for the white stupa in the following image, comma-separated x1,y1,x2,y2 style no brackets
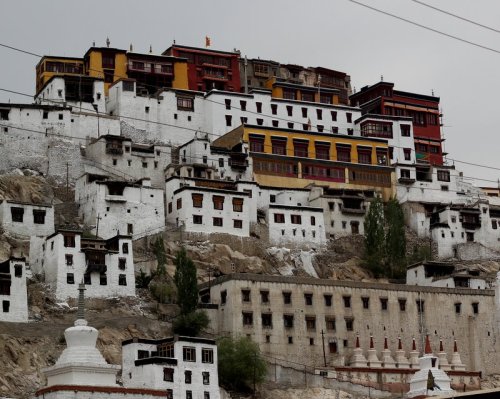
406,335,454,398
42,283,120,387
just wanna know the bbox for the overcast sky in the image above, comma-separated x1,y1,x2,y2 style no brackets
1,0,499,186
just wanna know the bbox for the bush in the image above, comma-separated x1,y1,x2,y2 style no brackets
217,336,267,392
150,281,176,304
172,310,209,336
136,269,154,289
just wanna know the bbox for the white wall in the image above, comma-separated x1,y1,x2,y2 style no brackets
0,201,54,238
0,258,28,322
75,176,165,240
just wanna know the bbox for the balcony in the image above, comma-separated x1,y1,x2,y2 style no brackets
398,177,416,185
202,69,228,81
134,356,178,367
341,207,366,215
105,194,126,202
229,154,248,170
106,145,123,155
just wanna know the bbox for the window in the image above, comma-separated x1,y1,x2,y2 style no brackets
304,293,313,306
260,290,269,303
43,111,48,119
302,107,308,118
193,215,203,224
232,198,243,212
202,348,214,364
346,113,352,123
65,254,73,266
119,274,127,286
492,220,498,230
177,97,194,111
202,372,210,385
186,392,192,399
14,264,22,278
362,297,369,309
416,299,425,313
288,336,293,344
347,128,354,135
286,106,293,117
326,316,336,331
238,290,250,304
400,169,411,179
192,193,203,208
127,223,133,235
239,100,246,111
100,273,107,285
220,290,227,304
185,370,192,384
204,392,210,399
183,347,196,362
242,311,253,326
249,135,264,152
176,198,182,210
233,219,242,229
316,109,323,120
310,216,316,226
33,209,46,224
166,390,173,399
380,298,388,310
401,124,411,136
10,207,24,222
224,114,233,127
142,162,148,169
225,99,231,110
271,104,277,115
293,141,308,158
213,195,224,210
437,170,451,182
324,294,332,307
455,302,461,314
256,102,262,113
270,195,276,203
63,234,76,248
262,313,273,328
283,291,292,304
336,145,351,162
283,314,294,328
288,122,294,129
358,148,372,164
315,143,330,160
472,302,479,314
163,368,174,382
83,273,91,285
271,137,287,155
274,213,285,223
67,273,75,284
343,296,351,308
398,298,406,311
213,217,223,227
291,214,302,224
404,148,412,161
345,318,354,331
118,258,126,270
305,316,316,330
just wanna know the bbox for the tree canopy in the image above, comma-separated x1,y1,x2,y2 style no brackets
217,336,267,392
174,247,199,315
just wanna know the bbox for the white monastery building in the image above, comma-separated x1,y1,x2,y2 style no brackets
0,199,54,238
32,230,135,300
75,173,165,239
0,257,28,322
122,336,220,399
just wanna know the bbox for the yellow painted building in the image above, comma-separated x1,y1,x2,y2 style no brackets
265,76,339,105
212,124,395,200
35,56,84,94
36,47,189,96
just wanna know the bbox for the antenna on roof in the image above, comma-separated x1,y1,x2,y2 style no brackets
381,75,384,82
130,43,133,52
149,45,153,54
106,37,110,48
93,41,96,47
431,89,435,96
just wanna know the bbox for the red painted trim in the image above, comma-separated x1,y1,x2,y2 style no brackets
36,385,168,396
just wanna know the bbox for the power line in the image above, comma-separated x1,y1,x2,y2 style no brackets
0,42,42,58
347,0,500,55
409,0,500,34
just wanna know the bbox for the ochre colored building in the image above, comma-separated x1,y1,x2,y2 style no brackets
35,56,84,94
212,124,395,200
163,44,241,92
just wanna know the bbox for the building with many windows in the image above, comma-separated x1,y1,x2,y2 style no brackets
200,273,497,374
211,124,395,200
122,335,220,399
350,81,444,165
163,44,241,92
0,199,54,238
31,230,135,300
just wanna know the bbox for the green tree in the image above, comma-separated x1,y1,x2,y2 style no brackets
173,247,199,315
363,196,386,276
217,336,267,392
153,236,167,277
136,269,153,288
174,247,198,315
173,311,210,336
385,198,407,278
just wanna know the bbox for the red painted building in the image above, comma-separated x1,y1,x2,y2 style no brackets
350,82,444,165
163,44,241,92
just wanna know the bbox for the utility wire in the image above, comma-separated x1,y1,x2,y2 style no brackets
347,0,500,55
410,0,500,34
